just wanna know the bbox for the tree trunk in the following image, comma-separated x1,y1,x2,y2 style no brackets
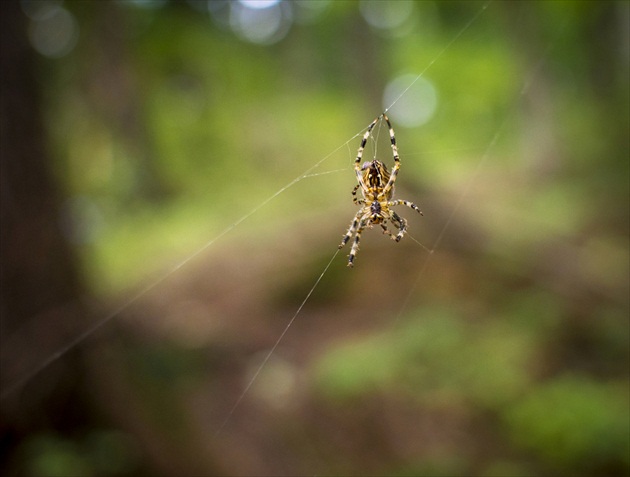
1,0,90,470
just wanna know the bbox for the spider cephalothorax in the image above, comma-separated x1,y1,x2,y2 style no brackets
339,114,422,267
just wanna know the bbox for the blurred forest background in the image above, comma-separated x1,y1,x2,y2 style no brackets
1,0,628,476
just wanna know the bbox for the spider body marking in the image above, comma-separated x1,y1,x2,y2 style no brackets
339,114,422,267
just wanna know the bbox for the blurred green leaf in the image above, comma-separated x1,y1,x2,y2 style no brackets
505,375,630,472
312,307,536,409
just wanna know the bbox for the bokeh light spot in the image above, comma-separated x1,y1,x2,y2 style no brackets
359,0,414,31
27,5,79,59
239,0,280,10
383,74,438,128
230,0,291,45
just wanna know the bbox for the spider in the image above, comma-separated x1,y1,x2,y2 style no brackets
339,113,422,267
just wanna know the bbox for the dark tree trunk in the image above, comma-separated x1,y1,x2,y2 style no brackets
1,0,91,471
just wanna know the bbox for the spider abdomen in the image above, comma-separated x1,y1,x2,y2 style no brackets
362,160,391,189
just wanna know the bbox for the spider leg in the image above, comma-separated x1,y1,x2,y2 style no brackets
380,223,398,241
355,117,379,191
351,184,365,205
382,114,401,195
347,221,367,267
339,210,362,249
391,212,408,242
389,199,423,215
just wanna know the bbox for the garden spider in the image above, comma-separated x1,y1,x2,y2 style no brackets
339,114,422,267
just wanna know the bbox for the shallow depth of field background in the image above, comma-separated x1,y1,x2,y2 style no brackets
1,1,628,476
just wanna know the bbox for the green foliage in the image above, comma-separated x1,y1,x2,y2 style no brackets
505,376,630,472
313,307,535,410
29,0,628,475
20,431,139,477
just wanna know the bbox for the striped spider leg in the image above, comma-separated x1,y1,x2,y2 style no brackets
339,114,422,267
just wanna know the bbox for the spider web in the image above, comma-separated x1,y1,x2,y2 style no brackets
0,0,492,404
1,1,534,430
2,11,570,471
213,1,564,436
